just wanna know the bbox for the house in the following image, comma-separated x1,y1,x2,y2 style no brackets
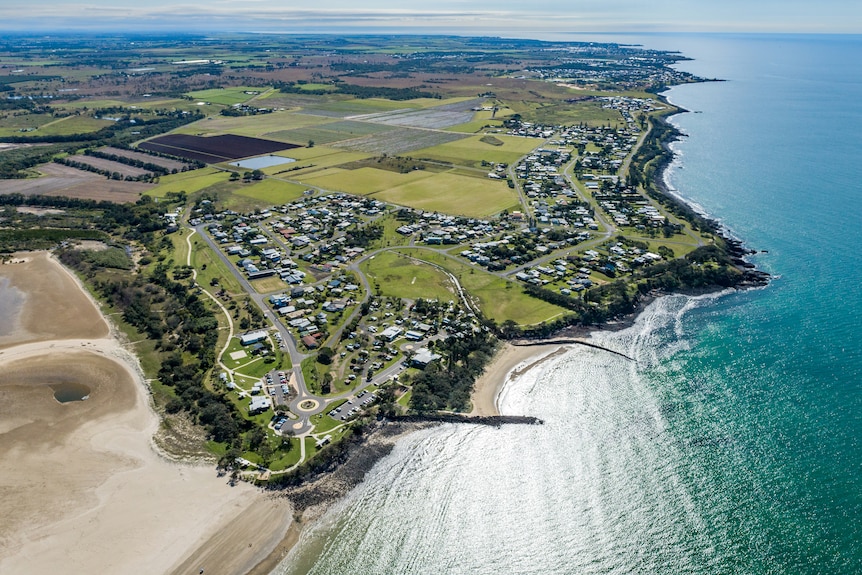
404,330,424,341
379,326,403,342
411,347,442,368
301,335,319,349
248,396,271,415
240,330,268,346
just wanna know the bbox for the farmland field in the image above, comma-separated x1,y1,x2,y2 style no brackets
0,113,112,137
173,111,332,138
67,155,152,178
98,147,192,172
146,168,230,198
267,120,395,146
138,134,299,164
408,134,543,167
268,97,420,118
0,162,149,203
347,98,483,129
331,127,467,155
185,86,269,106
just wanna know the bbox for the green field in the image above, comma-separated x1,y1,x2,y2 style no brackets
408,134,543,168
374,172,519,217
145,168,230,198
398,248,569,326
361,251,457,302
508,99,625,127
302,166,431,195
0,113,112,137
186,86,269,106
445,119,504,134
232,179,306,207
302,167,517,217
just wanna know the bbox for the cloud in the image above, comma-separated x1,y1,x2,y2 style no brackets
0,2,858,32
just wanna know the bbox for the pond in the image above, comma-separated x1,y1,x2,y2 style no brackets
229,155,296,170
0,276,24,336
50,382,91,403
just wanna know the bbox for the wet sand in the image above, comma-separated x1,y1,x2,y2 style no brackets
470,342,569,416
0,253,291,575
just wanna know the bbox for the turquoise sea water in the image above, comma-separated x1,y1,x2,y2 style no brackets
275,34,862,574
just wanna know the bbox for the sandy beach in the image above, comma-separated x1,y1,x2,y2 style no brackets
470,342,570,416
0,252,292,575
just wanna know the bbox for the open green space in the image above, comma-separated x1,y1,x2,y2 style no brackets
145,168,230,198
397,248,569,326
374,172,519,217
408,134,543,168
508,99,625,127
302,166,431,195
231,178,307,208
361,251,457,302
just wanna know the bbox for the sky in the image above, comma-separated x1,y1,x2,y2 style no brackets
0,0,859,34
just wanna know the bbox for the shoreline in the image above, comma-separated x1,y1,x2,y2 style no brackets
0,252,290,575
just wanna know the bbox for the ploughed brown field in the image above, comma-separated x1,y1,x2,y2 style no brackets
0,162,150,203
138,133,299,164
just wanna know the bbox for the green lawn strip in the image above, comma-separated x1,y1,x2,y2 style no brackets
309,413,346,434
268,437,304,471
397,389,412,408
361,251,457,302
188,236,244,295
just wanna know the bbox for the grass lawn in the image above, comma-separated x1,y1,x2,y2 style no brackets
228,178,306,209
189,236,244,295
398,248,569,326
145,168,230,198
302,166,432,195
361,251,457,302
408,134,543,168
374,172,519,217
445,119,504,134
250,276,289,294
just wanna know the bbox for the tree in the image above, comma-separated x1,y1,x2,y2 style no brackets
307,139,315,148
258,441,275,467
247,426,266,450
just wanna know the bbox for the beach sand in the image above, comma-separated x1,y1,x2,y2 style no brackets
470,342,570,416
0,253,292,575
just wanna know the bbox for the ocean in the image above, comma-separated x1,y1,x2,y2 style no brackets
274,34,862,574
